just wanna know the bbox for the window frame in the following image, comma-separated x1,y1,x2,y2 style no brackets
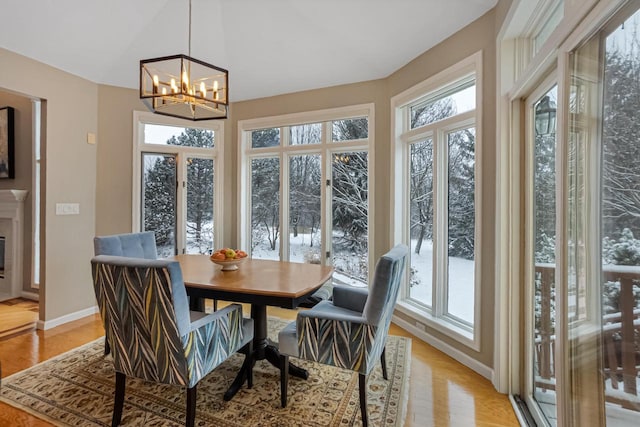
132,111,224,254
391,52,482,350
237,104,374,283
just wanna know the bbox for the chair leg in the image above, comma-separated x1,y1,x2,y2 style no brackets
104,339,111,356
280,354,289,408
112,372,126,427
186,385,197,427
380,347,388,380
359,374,368,427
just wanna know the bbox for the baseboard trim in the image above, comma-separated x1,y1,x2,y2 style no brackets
20,291,39,301
37,305,99,330
392,314,494,381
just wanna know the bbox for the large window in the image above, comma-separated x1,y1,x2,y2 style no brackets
239,105,372,286
392,53,481,346
133,112,223,256
499,1,640,424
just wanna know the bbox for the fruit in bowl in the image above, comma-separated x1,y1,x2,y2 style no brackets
210,248,248,270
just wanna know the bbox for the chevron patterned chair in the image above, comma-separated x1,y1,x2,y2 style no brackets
91,255,254,427
277,244,408,427
94,231,159,355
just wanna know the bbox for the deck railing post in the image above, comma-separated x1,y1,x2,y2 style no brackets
618,273,637,398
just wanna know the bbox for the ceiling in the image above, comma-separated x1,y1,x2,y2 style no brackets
0,0,497,101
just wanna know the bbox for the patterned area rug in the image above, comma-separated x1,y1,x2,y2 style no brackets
0,318,410,426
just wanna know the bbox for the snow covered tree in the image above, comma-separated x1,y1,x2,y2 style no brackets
251,157,280,250
447,128,476,259
250,128,281,251
330,119,369,253
289,154,321,244
332,151,368,251
602,42,640,240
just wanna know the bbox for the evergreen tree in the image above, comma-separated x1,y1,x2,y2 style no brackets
143,128,214,255
447,128,476,259
143,154,176,255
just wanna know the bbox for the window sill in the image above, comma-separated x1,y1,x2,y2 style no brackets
395,300,480,351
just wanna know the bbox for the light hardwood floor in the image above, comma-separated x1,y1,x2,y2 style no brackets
0,301,519,426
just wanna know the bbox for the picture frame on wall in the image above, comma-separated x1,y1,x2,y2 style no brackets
0,106,15,179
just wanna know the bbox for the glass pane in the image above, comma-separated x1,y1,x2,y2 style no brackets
446,127,476,325
186,157,214,255
567,7,640,424
251,157,280,260
567,33,605,425
332,117,368,141
144,124,214,148
290,123,321,145
251,127,280,148
409,139,434,308
533,1,564,55
289,155,321,263
410,82,475,129
331,151,368,286
532,86,558,423
142,153,176,257
601,10,640,422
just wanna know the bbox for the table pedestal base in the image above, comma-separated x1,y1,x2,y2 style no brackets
223,304,308,401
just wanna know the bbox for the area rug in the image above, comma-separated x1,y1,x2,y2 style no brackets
0,318,410,426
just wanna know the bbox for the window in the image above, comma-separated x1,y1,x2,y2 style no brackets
392,53,481,347
239,105,373,286
133,112,223,257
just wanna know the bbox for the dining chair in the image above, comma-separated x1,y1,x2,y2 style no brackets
94,231,158,355
277,244,408,427
91,255,254,427
94,231,158,260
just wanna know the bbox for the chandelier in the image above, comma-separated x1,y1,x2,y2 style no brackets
139,0,228,120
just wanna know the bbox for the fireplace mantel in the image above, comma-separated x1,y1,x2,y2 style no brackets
0,189,29,301
0,189,29,203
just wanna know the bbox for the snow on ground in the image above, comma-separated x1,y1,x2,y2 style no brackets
410,239,475,324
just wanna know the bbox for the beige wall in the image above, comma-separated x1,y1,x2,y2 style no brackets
0,90,34,293
0,48,98,322
95,85,148,236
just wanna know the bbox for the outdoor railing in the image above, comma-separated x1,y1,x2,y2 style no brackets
535,264,640,410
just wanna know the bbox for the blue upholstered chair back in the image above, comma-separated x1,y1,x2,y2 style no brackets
94,231,157,259
363,244,408,327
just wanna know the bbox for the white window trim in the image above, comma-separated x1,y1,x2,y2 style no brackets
237,104,374,281
391,51,482,351
132,111,224,253
31,99,41,290
494,0,627,397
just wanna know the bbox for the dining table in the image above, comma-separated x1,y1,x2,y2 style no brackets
172,254,334,401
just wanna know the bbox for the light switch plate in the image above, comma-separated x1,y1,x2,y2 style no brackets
56,203,80,215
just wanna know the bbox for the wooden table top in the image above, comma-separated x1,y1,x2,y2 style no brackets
173,254,334,299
